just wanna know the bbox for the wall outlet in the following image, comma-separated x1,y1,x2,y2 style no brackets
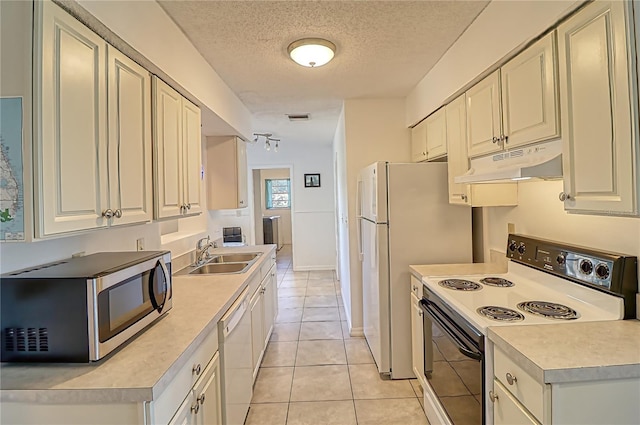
136,238,145,251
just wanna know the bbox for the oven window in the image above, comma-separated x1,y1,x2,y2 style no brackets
427,322,483,425
97,271,153,342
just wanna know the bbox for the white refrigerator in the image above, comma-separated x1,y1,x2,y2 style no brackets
357,162,472,379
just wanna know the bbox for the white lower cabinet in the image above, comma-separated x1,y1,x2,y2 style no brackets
410,276,425,389
169,353,221,425
491,345,640,425
249,260,278,381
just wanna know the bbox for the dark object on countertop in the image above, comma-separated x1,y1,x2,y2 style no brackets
223,227,242,243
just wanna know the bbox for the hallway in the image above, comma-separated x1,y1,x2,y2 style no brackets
245,245,429,425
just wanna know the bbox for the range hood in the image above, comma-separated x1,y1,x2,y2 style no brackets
455,139,563,184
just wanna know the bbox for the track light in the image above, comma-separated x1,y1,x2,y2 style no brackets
252,133,280,153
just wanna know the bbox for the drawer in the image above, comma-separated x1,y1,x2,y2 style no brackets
492,379,540,425
494,346,545,422
260,255,276,280
152,326,219,424
410,276,423,298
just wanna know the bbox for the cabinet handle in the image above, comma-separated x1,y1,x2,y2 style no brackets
506,372,517,385
461,194,468,202
422,151,426,156
239,200,245,205
261,288,266,294
492,136,499,144
191,402,200,414
102,209,114,219
186,203,191,210
192,364,202,376
489,391,499,402
114,209,122,218
197,394,206,405
412,285,417,291
559,192,571,202
503,135,509,144
418,310,423,317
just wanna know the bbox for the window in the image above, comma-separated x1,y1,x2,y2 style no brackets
265,179,291,209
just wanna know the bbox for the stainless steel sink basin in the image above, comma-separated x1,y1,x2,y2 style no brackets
189,262,250,275
216,253,262,263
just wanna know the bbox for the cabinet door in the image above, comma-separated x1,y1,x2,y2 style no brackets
558,0,637,215
262,268,277,348
37,0,108,236
194,353,222,425
410,293,424,386
182,99,203,216
492,380,539,425
501,32,559,148
107,46,153,226
153,77,183,219
249,288,264,381
168,390,195,425
425,107,447,160
445,95,471,205
466,70,502,158
410,120,428,162
236,139,248,208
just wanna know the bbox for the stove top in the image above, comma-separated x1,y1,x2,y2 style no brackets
421,234,637,334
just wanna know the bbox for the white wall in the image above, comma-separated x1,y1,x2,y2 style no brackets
486,180,640,258
405,0,581,126
248,142,336,271
335,98,411,332
259,168,292,244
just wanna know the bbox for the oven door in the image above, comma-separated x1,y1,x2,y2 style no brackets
420,295,484,425
92,253,172,360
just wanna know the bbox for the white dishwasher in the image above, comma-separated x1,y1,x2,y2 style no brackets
218,287,252,425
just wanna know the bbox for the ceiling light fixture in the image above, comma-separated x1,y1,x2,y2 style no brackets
253,133,280,153
288,38,336,68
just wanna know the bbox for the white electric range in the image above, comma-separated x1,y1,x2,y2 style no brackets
418,234,638,425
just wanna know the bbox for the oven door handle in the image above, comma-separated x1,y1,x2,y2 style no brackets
420,299,482,361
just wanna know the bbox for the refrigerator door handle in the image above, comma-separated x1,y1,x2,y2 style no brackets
357,217,364,261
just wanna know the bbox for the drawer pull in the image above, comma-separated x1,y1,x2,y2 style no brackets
193,364,202,376
191,402,200,414
198,393,206,405
489,391,499,402
506,372,517,385
412,285,418,291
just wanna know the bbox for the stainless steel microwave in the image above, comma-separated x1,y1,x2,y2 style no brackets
0,251,172,362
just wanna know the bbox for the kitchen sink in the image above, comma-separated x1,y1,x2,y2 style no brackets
213,253,262,263
189,262,250,275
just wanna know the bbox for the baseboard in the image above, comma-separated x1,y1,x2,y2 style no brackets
292,265,336,271
348,326,364,337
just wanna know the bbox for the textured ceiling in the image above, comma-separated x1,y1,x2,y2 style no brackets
158,0,490,145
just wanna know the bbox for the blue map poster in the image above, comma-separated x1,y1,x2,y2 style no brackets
0,97,25,241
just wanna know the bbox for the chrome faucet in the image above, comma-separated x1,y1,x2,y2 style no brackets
195,236,215,266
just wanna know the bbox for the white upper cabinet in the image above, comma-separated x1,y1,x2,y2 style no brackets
153,76,202,219
36,0,108,236
467,33,559,158
501,32,559,148
206,136,249,210
411,108,447,162
425,107,447,160
466,70,502,157
35,1,152,236
107,46,153,226
410,119,428,162
446,94,518,207
558,0,638,215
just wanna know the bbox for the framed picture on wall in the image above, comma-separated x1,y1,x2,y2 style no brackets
304,173,321,188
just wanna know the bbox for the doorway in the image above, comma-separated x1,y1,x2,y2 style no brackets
250,167,294,267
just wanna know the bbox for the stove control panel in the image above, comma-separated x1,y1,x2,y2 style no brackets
506,234,638,318
507,234,617,290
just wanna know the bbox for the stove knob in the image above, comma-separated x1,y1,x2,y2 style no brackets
517,243,526,255
579,259,593,275
508,241,517,252
556,254,566,265
595,263,610,280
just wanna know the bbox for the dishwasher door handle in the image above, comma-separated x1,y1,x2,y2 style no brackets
220,287,249,337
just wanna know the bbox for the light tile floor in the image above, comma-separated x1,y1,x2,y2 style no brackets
245,245,428,425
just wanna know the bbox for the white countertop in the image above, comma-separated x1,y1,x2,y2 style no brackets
0,245,276,404
488,320,640,384
410,262,507,279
